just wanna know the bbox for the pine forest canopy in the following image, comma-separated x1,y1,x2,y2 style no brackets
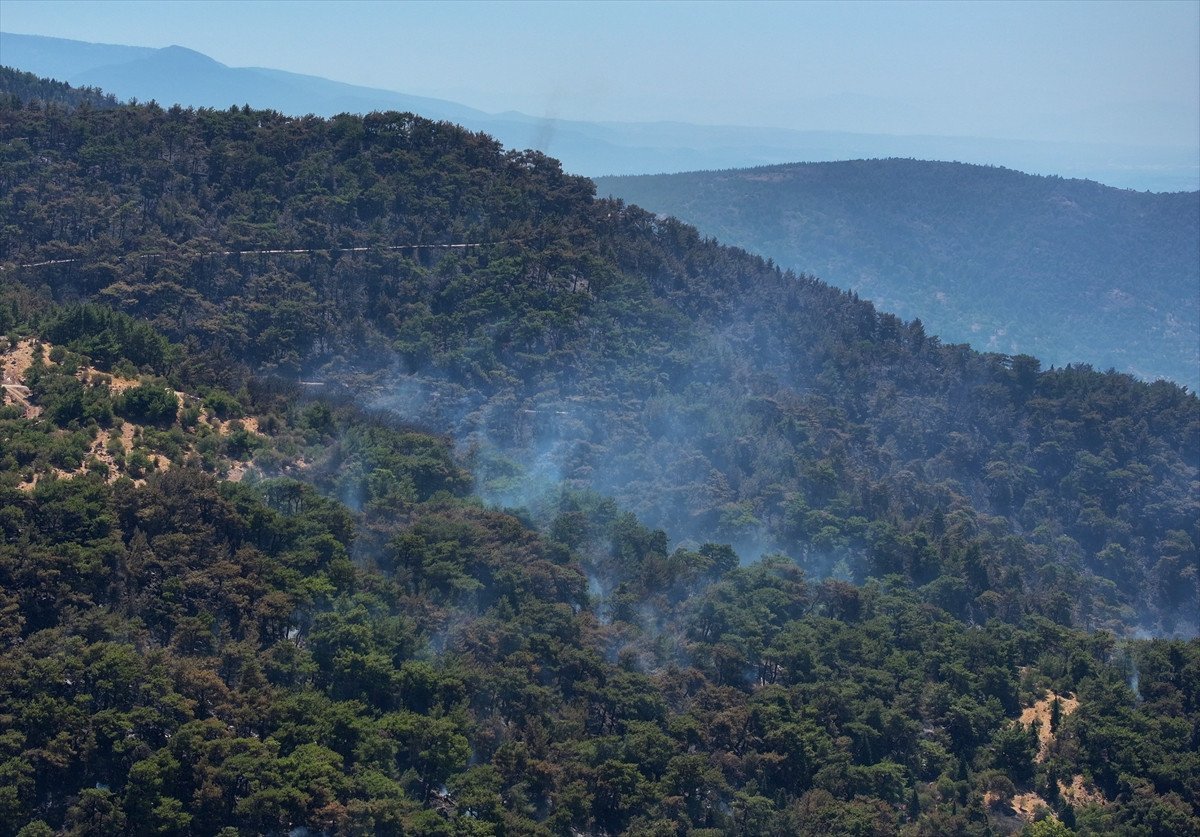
1,72,1196,634
0,70,1197,836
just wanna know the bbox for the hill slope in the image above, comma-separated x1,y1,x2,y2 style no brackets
596,159,1200,391
2,81,1195,638
1,71,1198,837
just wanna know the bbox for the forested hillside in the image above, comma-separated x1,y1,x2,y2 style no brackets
595,160,1200,390
1,73,1198,835
2,304,1197,836
2,82,1195,636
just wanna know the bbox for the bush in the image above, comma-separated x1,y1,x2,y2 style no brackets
125,448,153,478
117,384,178,426
203,389,243,420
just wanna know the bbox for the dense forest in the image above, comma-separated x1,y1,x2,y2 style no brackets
1,74,1194,635
595,160,1200,390
1,71,1198,835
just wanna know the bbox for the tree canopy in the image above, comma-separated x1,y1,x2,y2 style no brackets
0,70,1196,836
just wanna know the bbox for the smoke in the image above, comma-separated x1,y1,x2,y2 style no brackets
471,431,569,514
337,474,364,514
367,370,487,435
1118,636,1149,701
426,611,473,657
352,284,857,602
531,117,559,157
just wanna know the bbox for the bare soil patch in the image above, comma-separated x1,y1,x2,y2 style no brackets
1019,691,1079,762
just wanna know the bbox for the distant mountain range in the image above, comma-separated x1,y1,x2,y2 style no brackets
597,159,1200,390
2,31,1197,191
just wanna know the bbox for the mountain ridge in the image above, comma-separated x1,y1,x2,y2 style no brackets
2,30,1197,191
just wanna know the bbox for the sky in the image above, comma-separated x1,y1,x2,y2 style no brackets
1,0,1198,148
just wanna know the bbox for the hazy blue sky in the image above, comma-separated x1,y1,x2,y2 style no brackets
2,0,1197,147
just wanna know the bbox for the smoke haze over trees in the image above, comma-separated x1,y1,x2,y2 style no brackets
2,76,1194,635
0,71,1197,835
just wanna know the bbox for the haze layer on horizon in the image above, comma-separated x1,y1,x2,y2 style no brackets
2,0,1197,153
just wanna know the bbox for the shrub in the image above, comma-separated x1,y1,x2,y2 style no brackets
117,384,178,426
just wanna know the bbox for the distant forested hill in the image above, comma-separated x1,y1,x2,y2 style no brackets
595,160,1200,391
2,69,1199,837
